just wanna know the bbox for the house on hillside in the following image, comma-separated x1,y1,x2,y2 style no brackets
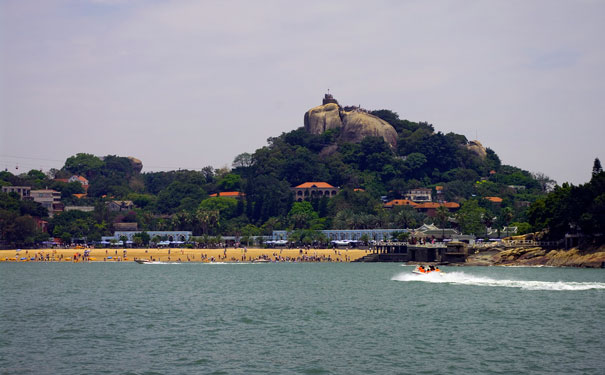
383,199,419,208
69,175,89,186
405,188,432,202
69,175,89,192
30,189,63,217
292,182,339,202
484,196,503,205
107,200,134,212
1,186,31,200
414,202,460,217
209,192,245,198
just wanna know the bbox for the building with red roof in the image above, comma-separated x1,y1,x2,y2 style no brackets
292,182,339,202
414,202,460,217
383,199,419,208
209,192,245,198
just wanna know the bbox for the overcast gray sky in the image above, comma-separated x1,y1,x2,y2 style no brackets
1,0,603,185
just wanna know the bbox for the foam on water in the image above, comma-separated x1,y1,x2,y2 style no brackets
392,271,605,291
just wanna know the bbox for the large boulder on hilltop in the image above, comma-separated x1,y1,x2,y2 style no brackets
304,103,343,134
304,95,398,148
340,110,398,148
127,157,143,173
466,140,487,159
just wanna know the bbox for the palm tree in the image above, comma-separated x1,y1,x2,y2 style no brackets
482,213,494,239
196,209,219,235
435,205,449,241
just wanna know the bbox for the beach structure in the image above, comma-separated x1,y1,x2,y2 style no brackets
102,231,192,242
362,241,468,263
272,229,409,242
114,222,138,231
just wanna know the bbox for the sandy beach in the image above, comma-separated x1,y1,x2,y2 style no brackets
0,247,370,263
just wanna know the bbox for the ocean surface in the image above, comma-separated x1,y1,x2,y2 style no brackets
1,263,604,375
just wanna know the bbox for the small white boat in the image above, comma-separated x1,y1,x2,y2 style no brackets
252,258,271,263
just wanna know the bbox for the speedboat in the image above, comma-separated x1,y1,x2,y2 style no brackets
252,258,271,263
412,265,443,275
135,259,151,264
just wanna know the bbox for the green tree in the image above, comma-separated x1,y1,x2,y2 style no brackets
592,158,603,177
288,201,319,229
435,205,449,239
195,209,220,235
198,197,238,220
216,174,242,191
64,153,104,176
156,181,206,214
456,200,486,235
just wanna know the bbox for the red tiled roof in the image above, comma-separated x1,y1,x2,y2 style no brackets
209,192,245,197
353,188,365,192
294,182,335,189
442,202,460,208
73,193,87,199
54,179,68,183
384,199,419,207
415,202,441,209
485,196,503,203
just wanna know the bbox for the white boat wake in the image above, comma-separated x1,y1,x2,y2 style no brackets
391,271,605,291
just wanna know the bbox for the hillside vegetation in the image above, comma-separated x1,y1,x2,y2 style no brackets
3,104,599,247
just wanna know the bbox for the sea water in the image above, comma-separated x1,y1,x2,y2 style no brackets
1,263,604,374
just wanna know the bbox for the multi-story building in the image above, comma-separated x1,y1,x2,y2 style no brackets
1,186,32,200
405,188,432,202
30,189,63,216
292,182,339,202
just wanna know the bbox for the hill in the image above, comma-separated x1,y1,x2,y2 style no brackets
3,94,589,247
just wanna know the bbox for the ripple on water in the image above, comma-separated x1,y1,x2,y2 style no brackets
1,263,604,375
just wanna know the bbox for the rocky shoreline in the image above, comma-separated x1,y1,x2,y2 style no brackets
465,246,605,268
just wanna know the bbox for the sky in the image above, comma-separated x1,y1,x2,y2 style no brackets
1,0,604,185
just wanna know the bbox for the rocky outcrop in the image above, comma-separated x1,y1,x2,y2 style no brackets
304,95,398,148
467,246,605,268
304,103,343,134
466,140,487,159
339,110,398,147
128,157,143,173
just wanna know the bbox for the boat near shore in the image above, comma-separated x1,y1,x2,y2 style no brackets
411,265,443,275
135,259,149,264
